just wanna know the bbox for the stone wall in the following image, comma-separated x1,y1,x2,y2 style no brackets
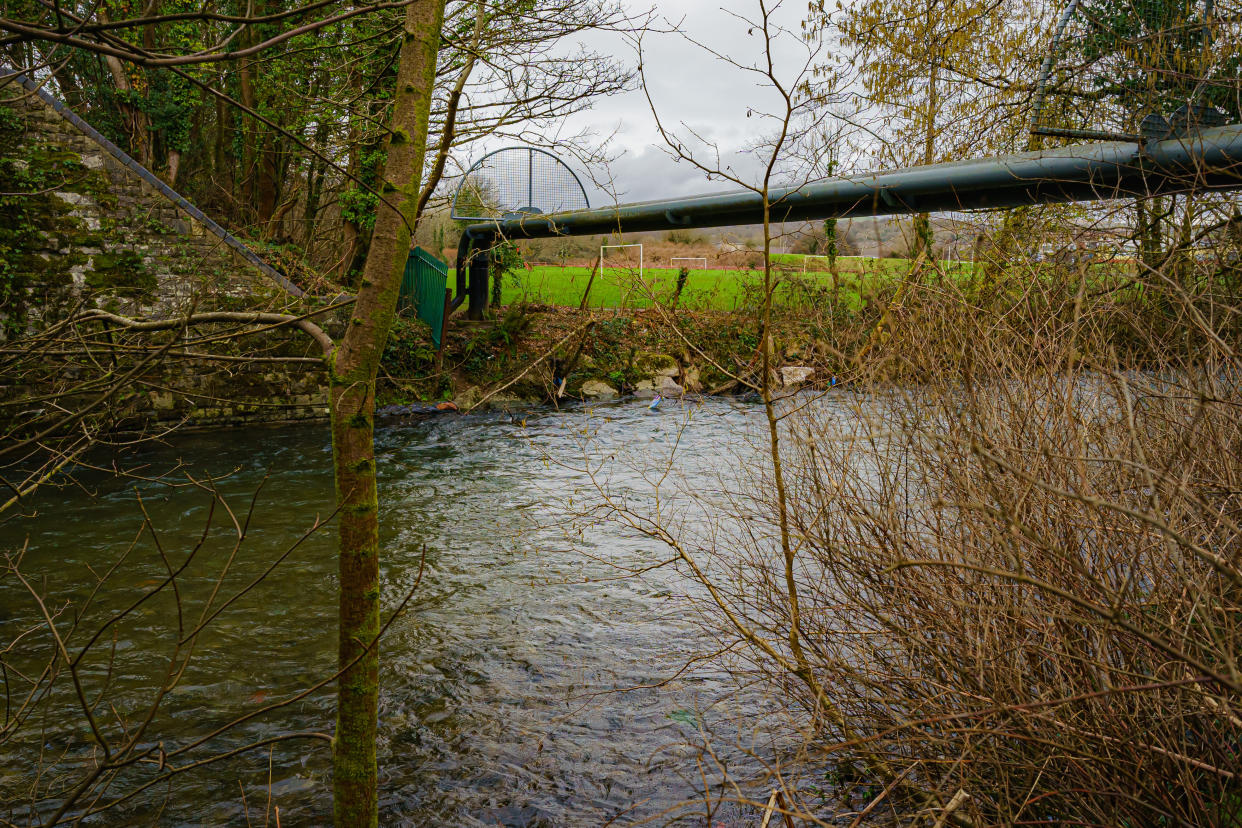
0,80,331,428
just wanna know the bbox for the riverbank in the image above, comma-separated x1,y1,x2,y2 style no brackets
380,303,860,413
379,255,1215,414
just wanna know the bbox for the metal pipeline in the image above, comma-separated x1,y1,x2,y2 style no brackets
453,125,1242,316
470,124,1242,240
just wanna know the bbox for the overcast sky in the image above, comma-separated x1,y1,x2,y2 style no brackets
555,0,815,206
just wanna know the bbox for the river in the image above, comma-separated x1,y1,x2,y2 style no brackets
1,395,819,826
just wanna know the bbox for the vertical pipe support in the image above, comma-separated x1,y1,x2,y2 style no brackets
453,229,494,318
460,230,493,320
468,249,490,319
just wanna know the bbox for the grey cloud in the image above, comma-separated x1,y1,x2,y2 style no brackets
562,0,811,203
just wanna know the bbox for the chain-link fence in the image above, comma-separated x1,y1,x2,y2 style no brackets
451,146,590,220
1030,0,1241,145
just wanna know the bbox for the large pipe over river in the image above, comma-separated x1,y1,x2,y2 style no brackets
453,125,1242,316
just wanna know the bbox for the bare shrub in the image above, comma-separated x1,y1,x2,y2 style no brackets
777,291,1241,823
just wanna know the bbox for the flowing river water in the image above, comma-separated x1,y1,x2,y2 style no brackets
1,396,828,826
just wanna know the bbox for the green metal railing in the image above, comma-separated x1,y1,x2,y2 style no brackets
399,247,449,348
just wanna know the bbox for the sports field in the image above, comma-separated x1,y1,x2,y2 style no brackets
476,256,978,311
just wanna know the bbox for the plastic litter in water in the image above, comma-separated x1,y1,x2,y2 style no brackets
648,395,662,410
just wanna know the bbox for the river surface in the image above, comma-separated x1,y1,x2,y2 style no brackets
1,396,821,826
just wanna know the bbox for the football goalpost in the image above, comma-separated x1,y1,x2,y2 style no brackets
600,243,643,307
670,256,708,270
801,255,832,274
601,243,643,275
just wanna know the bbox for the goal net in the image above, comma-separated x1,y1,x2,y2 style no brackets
670,257,708,270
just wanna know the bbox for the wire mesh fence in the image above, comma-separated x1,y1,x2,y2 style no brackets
1030,0,1242,144
451,147,590,220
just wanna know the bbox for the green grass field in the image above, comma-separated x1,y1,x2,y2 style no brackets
436,251,1149,318
502,265,765,309
469,255,979,311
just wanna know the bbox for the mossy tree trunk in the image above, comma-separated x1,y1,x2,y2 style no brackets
913,23,938,260
823,217,840,303
1136,196,1167,276
329,0,446,825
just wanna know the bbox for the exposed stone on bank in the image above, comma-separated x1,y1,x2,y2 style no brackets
634,351,680,378
633,376,685,399
780,366,814,387
580,379,619,400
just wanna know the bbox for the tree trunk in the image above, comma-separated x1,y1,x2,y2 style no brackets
257,127,279,223
329,1,446,825
299,33,328,252
213,90,234,207
98,27,150,166
415,0,485,222
914,24,938,258
1136,197,1165,275
238,50,257,218
303,106,330,250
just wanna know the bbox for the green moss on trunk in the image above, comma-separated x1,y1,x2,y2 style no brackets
330,2,447,825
